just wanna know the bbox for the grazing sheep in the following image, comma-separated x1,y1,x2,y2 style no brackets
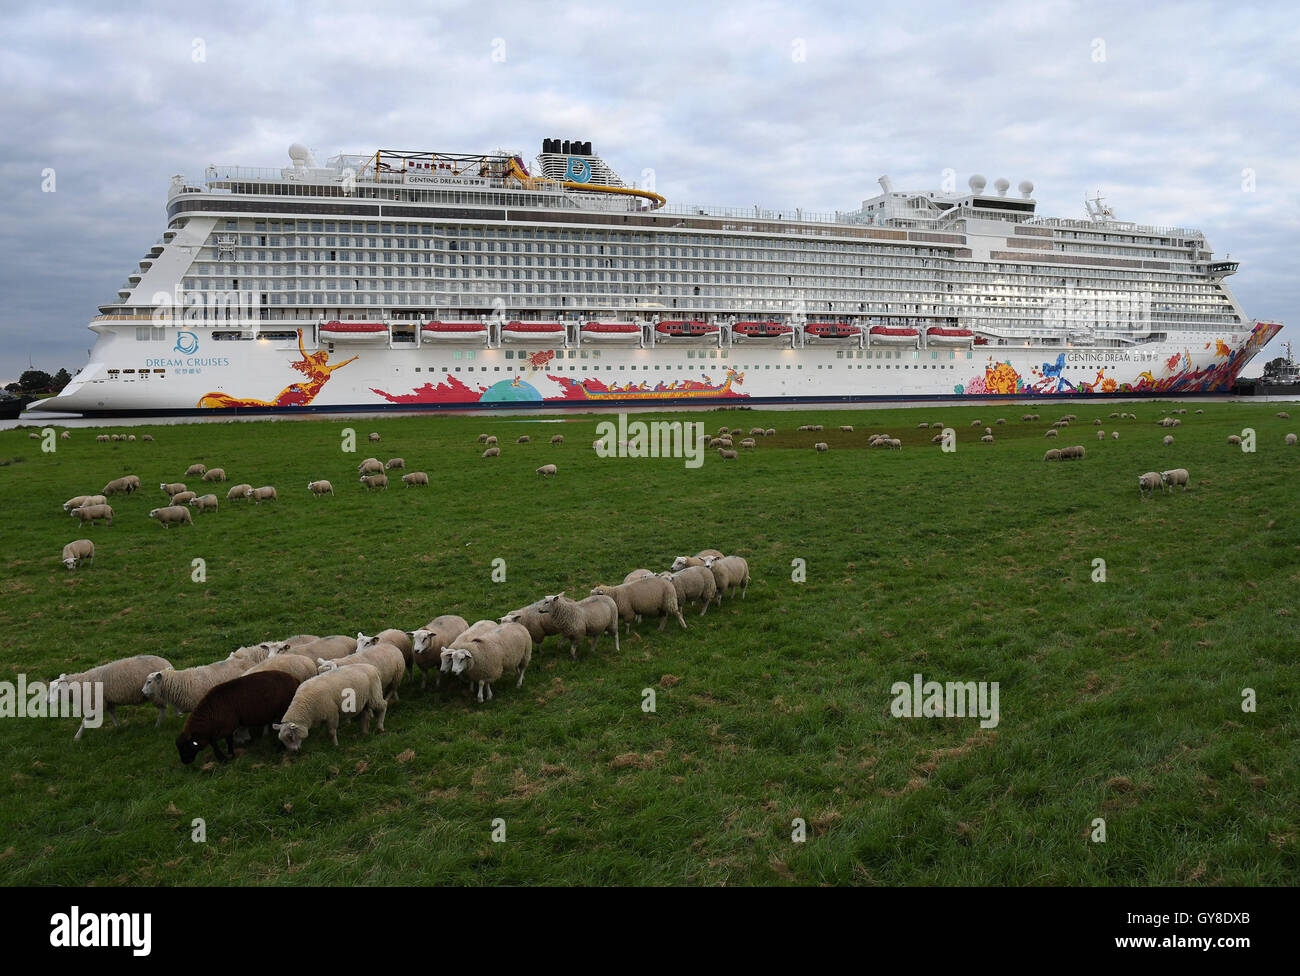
360,473,389,490
1163,435,1174,446
1160,468,1190,492
983,427,992,436
176,670,301,764
661,565,718,616
484,435,498,447
308,479,334,495
63,495,91,512
1059,445,1086,460
1097,431,1105,441
701,554,750,602
141,658,252,715
814,442,829,452
189,493,218,513
1043,449,1062,461
1194,409,1203,415
148,505,193,527
357,457,384,474
995,418,1006,425
275,663,386,752
61,538,95,570
60,430,70,440
981,434,994,443
385,457,405,470
477,433,490,443
411,615,471,686
918,422,929,429
697,548,725,559
970,420,981,428
401,471,429,486
278,635,357,662
536,463,558,477
72,504,114,526
624,568,656,583
1227,434,1241,446
445,622,533,701
535,593,620,659
48,654,173,740
550,434,564,445
740,438,757,449
184,463,207,478
482,447,500,458
517,435,531,444
101,476,136,496
1093,419,1102,426
708,437,723,449
142,434,154,441
356,629,414,670
839,425,854,432
719,437,734,449
78,494,108,509
96,434,109,443
591,575,686,633
1286,433,1297,446
718,448,739,459
1045,429,1058,439
1109,412,1120,419
251,486,277,503
1020,414,1033,422
228,643,274,665
227,483,253,500
368,432,380,442
170,490,197,506
1112,431,1120,440
201,468,227,482
1138,471,1162,497
765,428,775,436
319,642,406,703
1277,412,1291,420
160,482,187,497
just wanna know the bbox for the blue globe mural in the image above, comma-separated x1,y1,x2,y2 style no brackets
480,380,543,403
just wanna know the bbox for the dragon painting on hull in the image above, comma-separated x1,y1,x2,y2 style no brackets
370,367,747,405
198,330,356,408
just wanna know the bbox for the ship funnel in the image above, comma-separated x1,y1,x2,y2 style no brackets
968,174,987,194
994,177,1010,196
878,175,893,193
1018,180,1035,199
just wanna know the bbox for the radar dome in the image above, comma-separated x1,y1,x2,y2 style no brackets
968,174,987,194
994,177,1010,196
288,143,316,168
1018,180,1035,198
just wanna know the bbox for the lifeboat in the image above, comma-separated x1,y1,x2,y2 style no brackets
655,320,719,343
732,321,793,343
581,321,642,344
319,321,389,343
500,321,566,343
804,322,860,341
973,336,989,346
421,321,488,343
868,325,920,346
925,326,975,347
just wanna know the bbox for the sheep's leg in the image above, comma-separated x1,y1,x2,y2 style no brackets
699,598,709,616
658,613,668,632
612,626,620,652
675,608,687,630
742,579,749,598
328,718,339,746
516,664,526,688
107,705,121,729
476,681,485,704
590,633,601,655
210,738,230,762
570,638,579,661
155,704,167,728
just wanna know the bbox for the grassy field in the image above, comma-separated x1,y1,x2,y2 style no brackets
1,401,1297,886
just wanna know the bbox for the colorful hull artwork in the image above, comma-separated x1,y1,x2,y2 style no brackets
198,330,356,408
956,321,1282,397
370,366,747,405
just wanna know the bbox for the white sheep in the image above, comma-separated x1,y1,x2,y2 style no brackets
701,555,750,602
535,592,620,659
814,442,829,452
48,654,173,739
550,434,564,445
357,457,384,475
482,447,500,458
590,576,686,633
484,435,498,447
1160,468,1190,492
200,468,227,482
246,653,319,685
360,473,389,490
661,565,718,615
61,538,95,570
184,463,207,478
72,503,114,526
160,482,187,497
170,490,197,506
1043,449,1061,461
308,480,334,495
356,628,414,669
536,463,558,477
280,635,357,662
1227,434,1241,446
227,483,253,500
1112,431,1120,440
1285,433,1297,446
368,432,381,442
148,505,192,527
275,662,386,752
438,619,501,684
319,642,406,702
411,615,471,686
141,657,251,715
1163,435,1174,446
1138,471,1162,497
250,486,277,503
189,494,218,513
718,448,738,459
981,434,994,443
385,457,405,470
444,622,533,702
1045,429,1058,439
1096,431,1104,441
63,495,91,512
402,471,429,486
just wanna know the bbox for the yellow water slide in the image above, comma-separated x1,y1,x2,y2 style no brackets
505,156,665,209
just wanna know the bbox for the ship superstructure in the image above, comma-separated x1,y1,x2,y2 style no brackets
36,141,1280,415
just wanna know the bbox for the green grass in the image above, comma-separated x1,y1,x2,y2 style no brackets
1,401,1297,886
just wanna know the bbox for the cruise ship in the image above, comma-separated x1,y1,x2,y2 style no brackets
35,140,1281,416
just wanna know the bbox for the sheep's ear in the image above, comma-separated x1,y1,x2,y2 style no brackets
271,723,282,731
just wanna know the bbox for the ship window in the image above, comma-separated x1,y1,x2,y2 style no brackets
454,367,460,372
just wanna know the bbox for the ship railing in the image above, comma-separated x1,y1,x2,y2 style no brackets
1027,216,1204,239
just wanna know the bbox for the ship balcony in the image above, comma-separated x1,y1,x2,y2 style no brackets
138,258,154,270
148,244,165,257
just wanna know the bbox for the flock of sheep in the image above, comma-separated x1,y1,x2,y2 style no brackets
45,547,751,765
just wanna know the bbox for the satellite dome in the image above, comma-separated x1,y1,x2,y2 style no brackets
968,174,987,194
288,143,316,168
1018,180,1035,198
994,177,1011,196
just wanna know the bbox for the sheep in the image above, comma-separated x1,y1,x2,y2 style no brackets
741,438,757,449
176,670,301,764
535,593,620,659
981,434,994,443
839,425,854,432
228,643,273,665
701,554,750,602
282,634,320,648
60,430,70,440
278,635,357,662
591,575,686,632
931,434,944,444
123,475,141,491
1194,409,1203,415
708,437,723,449
48,654,173,740
102,476,136,496
142,434,154,441
75,494,108,509
484,435,498,447
248,653,326,686
189,493,219,513
482,447,500,458
401,471,429,486
1059,445,1086,460
697,549,725,559
308,479,334,495
718,448,739,459
536,463,558,477
1096,431,1105,441
61,538,95,569
661,565,718,616
368,432,381,442
1020,414,1033,422
251,486,277,503
719,437,734,449
1138,471,1162,497
141,657,252,715
670,555,705,571
319,642,406,703
1227,434,1241,446
1093,419,1102,426
885,438,902,450
517,435,531,444
227,483,253,501
1108,412,1120,419
148,505,193,527
730,428,742,436
765,428,775,436
356,628,414,670
750,427,765,436
360,473,389,490
1043,448,1062,461
437,619,502,686
184,463,206,478
1045,429,1058,439
410,615,471,686
385,457,405,469
1112,431,1120,440
814,442,829,452
201,468,227,482
983,427,992,436
63,495,91,512
356,457,383,474
444,622,533,701
624,568,656,583
96,434,109,443
1163,435,1174,446
918,422,929,429
72,504,114,526
160,482,187,497
995,418,1007,425
1160,468,1190,492
274,662,387,752
1277,411,1291,420
477,433,490,443
170,490,197,506
1286,433,1297,446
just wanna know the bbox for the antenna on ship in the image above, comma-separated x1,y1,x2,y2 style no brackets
1084,190,1116,222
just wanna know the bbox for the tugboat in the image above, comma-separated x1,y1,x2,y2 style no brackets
0,391,38,419
1235,341,1300,396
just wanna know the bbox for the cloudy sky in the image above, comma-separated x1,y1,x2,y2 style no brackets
2,0,1296,382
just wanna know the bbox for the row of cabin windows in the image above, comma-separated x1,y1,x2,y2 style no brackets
414,362,955,373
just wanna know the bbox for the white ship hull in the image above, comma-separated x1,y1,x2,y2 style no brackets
36,320,1281,416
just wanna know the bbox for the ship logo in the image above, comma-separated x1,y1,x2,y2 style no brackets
565,157,592,184
174,331,199,355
